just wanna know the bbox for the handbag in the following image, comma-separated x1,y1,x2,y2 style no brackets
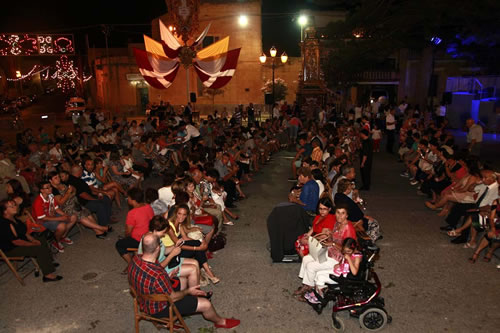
194,214,214,226
308,233,329,264
208,232,226,252
187,230,204,241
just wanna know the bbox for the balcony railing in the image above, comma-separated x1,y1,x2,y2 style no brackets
354,71,399,82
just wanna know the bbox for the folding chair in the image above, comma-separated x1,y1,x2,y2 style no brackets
0,249,40,286
129,284,190,333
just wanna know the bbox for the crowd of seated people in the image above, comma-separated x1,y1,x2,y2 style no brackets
1,103,298,328
394,108,499,265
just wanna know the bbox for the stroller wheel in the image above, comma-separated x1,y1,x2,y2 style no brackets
331,316,345,332
359,307,388,331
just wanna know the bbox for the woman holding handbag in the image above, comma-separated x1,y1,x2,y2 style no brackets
295,197,335,258
295,203,356,301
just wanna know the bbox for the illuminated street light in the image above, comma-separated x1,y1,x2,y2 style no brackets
259,46,287,107
298,15,308,42
259,53,267,64
15,70,21,78
281,52,288,64
270,46,277,58
238,15,248,27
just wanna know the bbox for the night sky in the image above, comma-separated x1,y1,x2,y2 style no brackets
0,0,342,56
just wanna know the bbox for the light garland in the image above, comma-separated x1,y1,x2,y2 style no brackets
0,33,74,56
7,65,39,81
52,55,78,92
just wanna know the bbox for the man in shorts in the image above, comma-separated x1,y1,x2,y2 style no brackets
32,180,77,253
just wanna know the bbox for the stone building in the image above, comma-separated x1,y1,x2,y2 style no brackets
92,0,302,116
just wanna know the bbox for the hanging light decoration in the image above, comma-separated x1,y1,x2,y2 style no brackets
52,55,78,92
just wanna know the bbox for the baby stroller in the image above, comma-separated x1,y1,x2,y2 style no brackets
308,241,392,332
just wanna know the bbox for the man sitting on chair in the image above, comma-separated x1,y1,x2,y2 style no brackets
128,233,240,329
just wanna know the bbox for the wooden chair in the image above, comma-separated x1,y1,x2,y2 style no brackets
0,249,40,286
129,284,190,333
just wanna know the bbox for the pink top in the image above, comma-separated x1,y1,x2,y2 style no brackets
333,253,363,277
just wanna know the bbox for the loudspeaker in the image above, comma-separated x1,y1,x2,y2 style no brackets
442,92,452,105
265,93,273,105
190,92,197,103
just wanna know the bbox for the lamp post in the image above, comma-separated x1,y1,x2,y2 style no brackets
259,46,287,106
298,15,308,42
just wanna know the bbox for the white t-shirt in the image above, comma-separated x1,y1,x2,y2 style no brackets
436,106,446,117
386,113,396,130
316,180,325,198
158,186,174,207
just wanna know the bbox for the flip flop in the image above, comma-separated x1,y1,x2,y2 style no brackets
223,221,234,226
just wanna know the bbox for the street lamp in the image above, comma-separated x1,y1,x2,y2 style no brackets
298,15,308,42
238,15,248,27
259,46,288,107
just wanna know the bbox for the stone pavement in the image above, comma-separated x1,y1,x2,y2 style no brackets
1,149,499,333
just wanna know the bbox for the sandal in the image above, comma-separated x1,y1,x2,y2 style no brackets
447,230,460,237
484,254,493,263
468,253,479,263
223,221,234,226
463,242,476,249
293,285,311,296
425,201,437,210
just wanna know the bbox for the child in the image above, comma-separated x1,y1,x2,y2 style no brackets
212,181,238,226
304,238,363,304
371,124,382,152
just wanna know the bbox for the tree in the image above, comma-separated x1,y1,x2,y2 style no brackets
203,87,225,111
261,78,288,102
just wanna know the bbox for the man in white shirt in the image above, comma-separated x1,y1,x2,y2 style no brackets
466,118,483,157
435,102,446,128
385,108,396,154
182,122,201,145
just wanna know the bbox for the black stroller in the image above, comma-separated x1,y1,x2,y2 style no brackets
308,241,392,332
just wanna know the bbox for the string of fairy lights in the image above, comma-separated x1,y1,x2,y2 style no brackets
6,55,92,92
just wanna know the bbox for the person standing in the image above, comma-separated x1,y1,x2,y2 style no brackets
435,102,447,128
359,129,373,191
466,118,483,157
385,108,396,154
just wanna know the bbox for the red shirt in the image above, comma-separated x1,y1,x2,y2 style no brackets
128,255,173,314
312,214,336,234
32,194,59,223
126,205,154,241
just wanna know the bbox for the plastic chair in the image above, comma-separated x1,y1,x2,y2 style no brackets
129,284,190,333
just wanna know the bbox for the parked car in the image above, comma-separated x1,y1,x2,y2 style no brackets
65,97,86,118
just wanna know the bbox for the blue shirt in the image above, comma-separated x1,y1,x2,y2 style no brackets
300,180,319,212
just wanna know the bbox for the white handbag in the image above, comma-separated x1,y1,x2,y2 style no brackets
308,233,329,263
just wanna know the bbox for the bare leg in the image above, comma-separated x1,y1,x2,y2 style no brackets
196,298,224,325
62,215,77,238
79,216,108,234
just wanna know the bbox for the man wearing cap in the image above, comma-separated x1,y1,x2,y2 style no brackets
359,129,373,191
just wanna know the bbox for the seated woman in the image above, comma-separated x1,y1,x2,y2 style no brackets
94,158,126,208
184,177,215,244
49,171,111,239
138,215,202,291
6,179,30,213
0,151,31,200
163,204,220,284
468,203,500,263
295,203,357,301
108,151,140,190
295,197,336,258
0,199,62,282
305,237,363,304
425,158,482,217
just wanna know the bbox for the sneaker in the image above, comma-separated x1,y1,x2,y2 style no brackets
400,172,409,177
51,241,65,253
410,180,419,185
60,237,73,245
